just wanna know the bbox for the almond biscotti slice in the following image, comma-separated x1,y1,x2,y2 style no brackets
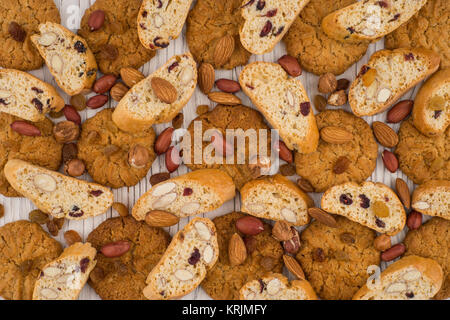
137,0,194,50
412,180,450,220
4,159,113,220
240,61,319,153
240,0,309,54
239,273,317,300
132,169,235,220
112,52,197,133
353,255,443,300
30,22,97,96
412,68,449,137
349,48,440,116
322,0,427,43
240,174,313,226
32,243,97,300
143,217,219,300
0,69,64,122
321,181,406,235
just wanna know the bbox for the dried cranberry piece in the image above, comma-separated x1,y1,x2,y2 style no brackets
359,65,370,76
340,194,353,205
260,21,273,37
433,110,442,119
168,62,179,73
154,37,169,48
32,98,43,113
274,26,285,36
74,41,87,53
404,53,414,61
183,188,193,196
377,1,389,8
80,258,90,273
375,218,386,228
0,99,9,106
389,13,400,22
256,0,266,10
31,87,43,94
258,279,265,293
359,194,370,209
405,292,414,298
188,248,201,265
142,10,148,17
246,84,255,90
157,0,162,8
264,9,277,17
347,27,355,34
90,190,103,197
300,102,311,116
241,0,255,8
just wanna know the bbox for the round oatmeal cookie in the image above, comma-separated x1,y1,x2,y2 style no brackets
395,118,450,185
0,220,62,300
0,112,62,197
295,109,378,193
404,217,449,300
184,104,272,190
283,0,369,76
186,0,251,69
78,109,156,189
0,0,60,70
78,0,155,75
201,212,284,300
87,216,171,300
385,0,449,69
296,216,380,300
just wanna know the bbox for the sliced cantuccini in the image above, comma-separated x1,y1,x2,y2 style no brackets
412,180,450,220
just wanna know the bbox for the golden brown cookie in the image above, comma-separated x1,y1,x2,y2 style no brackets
385,0,449,69
0,112,62,197
184,104,272,190
78,0,155,75
0,220,62,300
78,109,156,189
395,118,450,185
201,212,284,300
283,0,369,76
0,0,60,70
404,218,450,300
296,216,380,300
186,0,252,69
295,109,378,193
87,216,171,300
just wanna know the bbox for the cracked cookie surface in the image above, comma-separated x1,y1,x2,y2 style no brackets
0,220,62,300
78,109,156,189
295,109,378,193
201,212,284,300
395,118,450,185
87,216,170,300
0,0,60,70
296,216,379,300
0,112,62,197
283,0,369,76
78,0,155,75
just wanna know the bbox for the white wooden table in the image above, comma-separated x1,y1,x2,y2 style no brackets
0,0,428,300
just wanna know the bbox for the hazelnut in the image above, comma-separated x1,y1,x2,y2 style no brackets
318,73,337,94
374,234,391,251
327,90,347,106
64,159,85,177
62,143,78,164
53,121,80,143
128,144,149,169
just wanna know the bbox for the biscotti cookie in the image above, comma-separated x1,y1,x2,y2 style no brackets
4,159,113,220
241,174,313,226
143,218,219,300
112,52,197,133
240,62,319,153
411,180,450,220
33,243,97,300
0,69,64,122
321,181,406,235
322,0,427,43
133,169,235,220
0,220,62,300
0,0,60,71
353,255,443,300
239,273,318,300
239,0,309,54
137,0,194,50
349,48,441,116
31,23,97,96
412,68,449,137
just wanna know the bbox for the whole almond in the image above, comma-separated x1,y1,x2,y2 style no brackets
63,105,81,125
215,79,241,93
307,207,338,228
277,55,302,77
382,150,398,173
272,221,294,241
155,127,174,155
235,216,264,235
101,240,131,258
112,202,129,217
320,126,353,144
406,211,422,230
149,172,170,185
374,234,391,251
145,210,179,227
93,74,117,94
297,178,314,193
198,63,215,94
88,10,105,31
381,243,405,262
110,82,128,102
64,230,82,246
151,77,177,104
333,156,350,174
10,121,41,136
275,140,293,163
207,92,241,105
165,146,181,173
214,35,235,67
372,121,399,147
386,100,413,123
120,67,145,88
228,233,247,266
283,255,305,280
87,95,108,109
395,178,410,209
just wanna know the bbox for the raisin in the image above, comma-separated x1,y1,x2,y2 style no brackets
80,258,90,273
433,110,442,119
8,22,26,42
340,232,355,244
359,65,370,76
90,190,103,197
31,87,43,94
340,194,353,205
377,1,389,8
274,26,284,36
74,41,87,53
241,0,255,8
157,0,162,8
260,21,272,37
153,37,169,48
0,99,8,105
188,248,201,265
375,218,386,228
183,188,193,196
359,194,370,209
405,292,414,298
347,27,355,34
139,23,147,30
404,53,414,61
313,248,326,262
389,14,400,22
32,98,43,113
69,205,84,218
168,62,179,73
142,10,148,17
300,102,311,116
258,279,265,293
256,0,266,10
264,9,277,17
